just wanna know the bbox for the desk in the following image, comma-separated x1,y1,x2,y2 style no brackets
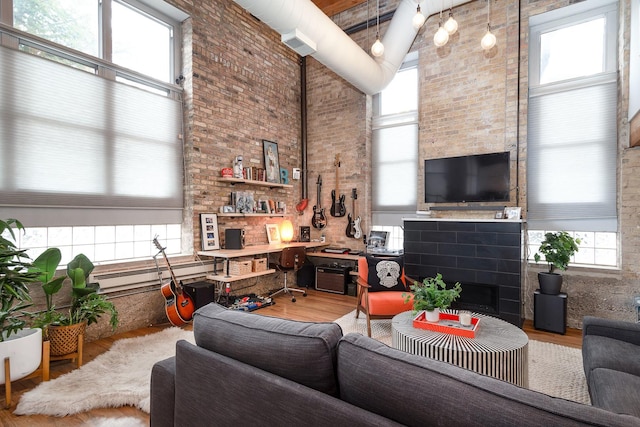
198,242,327,283
391,310,529,387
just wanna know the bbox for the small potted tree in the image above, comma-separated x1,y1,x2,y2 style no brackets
0,219,43,385
31,252,119,358
405,273,462,322
533,231,581,295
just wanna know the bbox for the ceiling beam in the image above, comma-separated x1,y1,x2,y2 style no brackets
312,0,368,17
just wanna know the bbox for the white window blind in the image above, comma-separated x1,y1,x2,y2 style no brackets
0,44,183,226
527,77,617,232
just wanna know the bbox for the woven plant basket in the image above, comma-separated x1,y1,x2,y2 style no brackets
48,322,86,356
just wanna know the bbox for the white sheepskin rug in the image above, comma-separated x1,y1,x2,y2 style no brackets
14,327,194,416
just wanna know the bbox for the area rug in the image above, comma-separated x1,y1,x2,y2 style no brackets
14,327,194,417
333,310,591,405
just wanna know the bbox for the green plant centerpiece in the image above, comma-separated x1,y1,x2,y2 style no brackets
533,231,581,295
0,218,45,384
404,273,462,322
31,252,119,356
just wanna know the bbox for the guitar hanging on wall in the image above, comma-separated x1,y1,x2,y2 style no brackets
154,236,194,326
330,154,346,217
312,175,327,229
346,188,362,239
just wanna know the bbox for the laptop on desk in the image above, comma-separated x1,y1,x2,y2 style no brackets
365,231,403,256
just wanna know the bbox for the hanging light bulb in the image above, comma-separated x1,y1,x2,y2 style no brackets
481,0,496,50
481,24,497,50
371,33,385,56
444,0,458,35
412,5,426,30
434,24,449,47
371,0,384,57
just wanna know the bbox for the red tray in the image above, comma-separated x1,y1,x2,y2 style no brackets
412,312,480,338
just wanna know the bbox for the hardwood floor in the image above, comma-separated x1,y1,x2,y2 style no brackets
1,289,582,426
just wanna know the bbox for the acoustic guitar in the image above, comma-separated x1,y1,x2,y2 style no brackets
312,175,327,229
346,188,362,239
154,236,194,326
330,154,346,217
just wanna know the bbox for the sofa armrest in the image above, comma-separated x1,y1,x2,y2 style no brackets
583,316,640,346
150,355,176,427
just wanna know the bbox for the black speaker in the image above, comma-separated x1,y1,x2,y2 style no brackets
183,281,215,310
225,228,245,249
296,263,315,288
315,265,351,294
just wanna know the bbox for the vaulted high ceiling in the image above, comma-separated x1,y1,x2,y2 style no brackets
311,0,368,16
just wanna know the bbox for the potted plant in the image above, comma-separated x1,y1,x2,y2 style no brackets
31,252,119,357
404,273,462,322
533,231,581,295
0,219,43,384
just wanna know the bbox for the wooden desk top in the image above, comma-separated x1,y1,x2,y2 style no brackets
197,241,328,259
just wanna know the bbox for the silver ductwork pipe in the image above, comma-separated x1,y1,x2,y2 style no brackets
233,0,471,95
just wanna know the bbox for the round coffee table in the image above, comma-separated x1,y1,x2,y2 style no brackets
391,311,529,387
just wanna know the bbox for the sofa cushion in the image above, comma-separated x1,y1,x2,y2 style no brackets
588,368,640,418
582,335,640,380
193,303,343,396
173,340,401,427
337,333,640,427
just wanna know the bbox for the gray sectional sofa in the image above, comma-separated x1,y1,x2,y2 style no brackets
582,316,640,418
150,304,640,426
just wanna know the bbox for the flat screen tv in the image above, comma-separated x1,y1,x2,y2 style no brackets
424,152,510,203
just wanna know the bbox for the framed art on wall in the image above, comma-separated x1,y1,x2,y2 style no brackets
263,140,280,184
503,207,522,220
200,213,220,250
265,223,281,244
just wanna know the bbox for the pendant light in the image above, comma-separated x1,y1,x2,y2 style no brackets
433,4,449,47
481,0,497,50
412,4,426,30
371,0,384,57
444,0,458,35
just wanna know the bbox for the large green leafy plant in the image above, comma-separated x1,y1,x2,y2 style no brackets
533,231,581,274
0,219,40,341
404,273,462,313
31,252,119,337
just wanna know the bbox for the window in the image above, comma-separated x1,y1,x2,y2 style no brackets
371,53,419,250
9,0,181,84
0,0,188,262
527,0,618,268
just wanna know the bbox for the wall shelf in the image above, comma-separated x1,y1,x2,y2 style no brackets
217,213,286,218
215,177,293,189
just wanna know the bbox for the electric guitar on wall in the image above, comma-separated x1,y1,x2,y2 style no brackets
312,175,327,229
154,236,194,326
330,154,346,217
346,188,362,239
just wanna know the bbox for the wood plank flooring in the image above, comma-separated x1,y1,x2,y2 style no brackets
1,289,582,426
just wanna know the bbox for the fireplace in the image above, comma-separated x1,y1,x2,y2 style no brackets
404,218,523,327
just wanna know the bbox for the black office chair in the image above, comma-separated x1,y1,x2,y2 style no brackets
269,246,308,302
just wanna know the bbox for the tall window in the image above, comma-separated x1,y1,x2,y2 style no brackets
0,0,188,262
371,53,419,250
527,0,618,268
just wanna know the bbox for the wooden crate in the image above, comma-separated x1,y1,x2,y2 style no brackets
229,258,252,276
252,257,267,272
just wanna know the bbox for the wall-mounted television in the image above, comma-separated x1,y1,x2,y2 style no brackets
424,152,510,203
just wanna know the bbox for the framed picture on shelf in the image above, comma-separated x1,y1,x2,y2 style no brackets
263,140,280,184
503,207,522,220
266,223,281,244
200,213,220,250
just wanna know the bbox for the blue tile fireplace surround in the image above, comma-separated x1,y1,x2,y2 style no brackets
403,218,523,327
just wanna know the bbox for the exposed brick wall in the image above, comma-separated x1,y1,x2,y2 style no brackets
111,0,636,332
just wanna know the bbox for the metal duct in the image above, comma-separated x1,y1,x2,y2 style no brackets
232,0,471,95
